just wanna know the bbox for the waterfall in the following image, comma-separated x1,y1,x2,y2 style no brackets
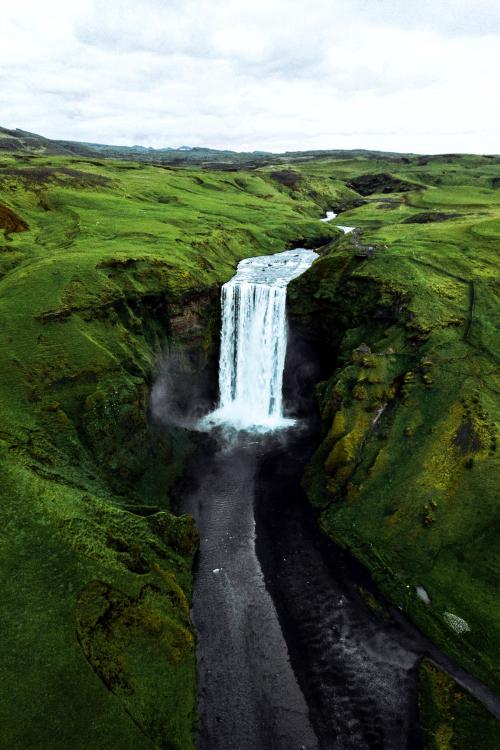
204,248,318,431
218,283,288,421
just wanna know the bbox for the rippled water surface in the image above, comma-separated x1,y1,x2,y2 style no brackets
175,427,425,750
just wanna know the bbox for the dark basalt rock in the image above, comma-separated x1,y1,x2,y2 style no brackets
348,172,415,196
402,212,461,224
270,169,302,188
0,203,29,234
453,420,482,454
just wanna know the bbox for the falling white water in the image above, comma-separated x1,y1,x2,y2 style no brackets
203,248,318,431
320,210,337,222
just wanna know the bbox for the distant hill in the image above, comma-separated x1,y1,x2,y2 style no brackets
0,125,412,168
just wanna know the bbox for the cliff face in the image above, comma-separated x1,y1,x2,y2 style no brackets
287,156,500,700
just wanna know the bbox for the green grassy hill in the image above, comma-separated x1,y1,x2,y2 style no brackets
0,140,498,748
287,154,500,694
0,150,335,749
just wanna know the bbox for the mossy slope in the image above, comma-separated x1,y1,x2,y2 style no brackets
419,659,500,750
287,155,500,710
0,152,336,748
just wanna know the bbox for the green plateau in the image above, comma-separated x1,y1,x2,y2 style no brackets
0,137,498,749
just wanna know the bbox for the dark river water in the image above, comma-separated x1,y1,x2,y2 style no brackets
175,422,425,750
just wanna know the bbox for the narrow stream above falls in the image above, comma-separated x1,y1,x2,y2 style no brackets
170,245,500,750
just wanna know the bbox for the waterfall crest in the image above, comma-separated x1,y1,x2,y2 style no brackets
204,248,318,431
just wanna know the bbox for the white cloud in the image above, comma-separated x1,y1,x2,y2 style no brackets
0,0,499,153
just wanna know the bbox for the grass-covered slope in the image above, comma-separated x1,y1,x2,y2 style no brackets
419,659,500,750
287,154,500,698
0,151,336,749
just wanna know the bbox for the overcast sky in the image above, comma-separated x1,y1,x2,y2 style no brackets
1,0,499,153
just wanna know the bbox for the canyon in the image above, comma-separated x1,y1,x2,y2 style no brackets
0,140,499,748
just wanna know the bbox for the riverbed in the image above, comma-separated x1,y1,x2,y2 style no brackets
174,423,424,749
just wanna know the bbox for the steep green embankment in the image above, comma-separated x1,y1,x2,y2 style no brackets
0,152,336,749
285,155,500,741
419,659,500,750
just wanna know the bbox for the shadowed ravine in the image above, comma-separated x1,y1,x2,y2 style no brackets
174,433,318,750
255,426,422,749
169,244,500,749
170,245,420,749
174,426,423,750
174,420,500,750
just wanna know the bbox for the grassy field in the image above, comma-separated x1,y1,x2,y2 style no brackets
0,143,498,748
0,151,336,749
